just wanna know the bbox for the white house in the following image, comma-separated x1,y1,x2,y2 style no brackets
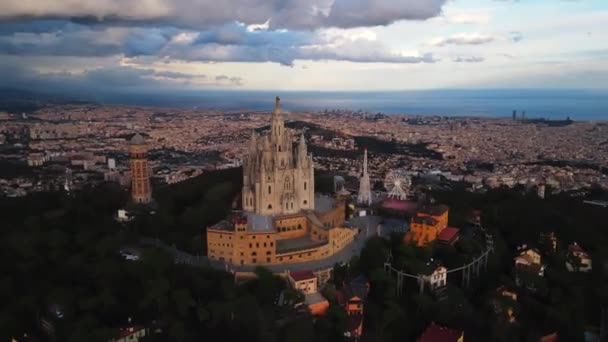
423,266,447,290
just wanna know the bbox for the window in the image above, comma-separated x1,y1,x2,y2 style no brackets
270,242,274,247
249,243,252,248
267,257,271,263
263,242,267,247
291,202,293,209
268,186,271,194
252,252,257,256
304,182,307,190
256,243,259,248
252,258,257,264
303,200,308,205
268,204,272,209
266,251,271,255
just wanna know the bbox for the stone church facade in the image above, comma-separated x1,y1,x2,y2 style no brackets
206,97,357,267
242,96,315,215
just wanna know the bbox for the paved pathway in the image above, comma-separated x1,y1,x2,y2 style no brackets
140,216,405,273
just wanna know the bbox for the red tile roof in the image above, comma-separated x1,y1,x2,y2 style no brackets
381,198,417,212
568,243,584,254
115,326,146,339
540,332,558,342
418,322,463,342
438,227,460,242
289,270,316,282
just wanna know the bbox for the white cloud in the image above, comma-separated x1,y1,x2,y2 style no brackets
452,56,485,63
431,33,495,46
444,10,492,24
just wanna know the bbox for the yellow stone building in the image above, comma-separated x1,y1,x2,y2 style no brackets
405,205,449,247
207,97,357,266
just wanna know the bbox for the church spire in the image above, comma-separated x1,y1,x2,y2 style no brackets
274,96,281,115
271,95,285,143
357,148,372,206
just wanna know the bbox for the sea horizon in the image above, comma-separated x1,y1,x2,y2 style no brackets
93,88,608,121
4,87,608,121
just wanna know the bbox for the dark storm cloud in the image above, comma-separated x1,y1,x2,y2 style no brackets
176,23,438,66
0,18,437,65
0,0,448,30
124,28,178,56
0,62,241,95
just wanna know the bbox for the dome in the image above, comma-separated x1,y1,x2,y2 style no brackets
130,133,145,145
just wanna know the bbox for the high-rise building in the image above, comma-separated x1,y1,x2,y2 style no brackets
512,110,517,121
357,148,372,206
129,134,152,204
241,96,315,215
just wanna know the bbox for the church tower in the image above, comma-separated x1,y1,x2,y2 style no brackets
130,133,152,204
242,97,314,215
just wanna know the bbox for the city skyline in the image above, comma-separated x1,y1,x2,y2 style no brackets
0,0,607,95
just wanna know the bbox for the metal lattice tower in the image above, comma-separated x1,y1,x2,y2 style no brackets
357,148,372,206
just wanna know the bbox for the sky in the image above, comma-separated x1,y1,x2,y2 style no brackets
0,0,607,94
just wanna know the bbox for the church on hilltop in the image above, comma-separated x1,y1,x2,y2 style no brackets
207,97,356,267
242,96,315,215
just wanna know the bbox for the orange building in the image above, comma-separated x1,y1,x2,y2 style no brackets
206,195,355,266
405,205,449,246
129,134,152,204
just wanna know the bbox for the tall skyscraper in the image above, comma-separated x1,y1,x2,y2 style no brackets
129,133,152,204
241,96,315,215
512,110,517,121
357,148,372,206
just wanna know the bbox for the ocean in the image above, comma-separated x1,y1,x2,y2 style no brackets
102,89,608,121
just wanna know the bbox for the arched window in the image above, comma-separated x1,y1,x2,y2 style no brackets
268,185,271,194
304,182,307,190
303,200,308,205
267,204,272,209
278,145,282,152
291,202,293,209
